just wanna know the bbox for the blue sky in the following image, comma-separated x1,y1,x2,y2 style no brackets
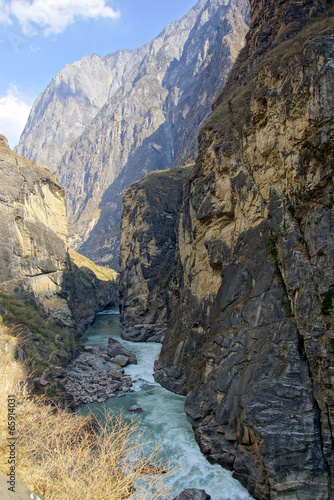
0,0,197,148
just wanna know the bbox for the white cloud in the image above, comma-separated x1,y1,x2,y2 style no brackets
0,0,11,23
0,85,34,149
1,0,120,35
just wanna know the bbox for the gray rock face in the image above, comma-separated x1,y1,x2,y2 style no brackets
107,337,137,365
173,489,211,500
0,471,45,500
64,249,118,334
119,167,191,341
16,0,250,269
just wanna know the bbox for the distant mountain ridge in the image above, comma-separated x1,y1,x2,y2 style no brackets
16,0,250,268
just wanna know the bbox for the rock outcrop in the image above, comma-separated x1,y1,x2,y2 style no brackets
16,0,250,269
120,1,334,498
106,337,137,365
119,166,192,341
65,248,118,333
0,472,44,500
173,489,211,500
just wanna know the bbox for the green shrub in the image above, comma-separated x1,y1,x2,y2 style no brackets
266,234,279,267
321,288,334,315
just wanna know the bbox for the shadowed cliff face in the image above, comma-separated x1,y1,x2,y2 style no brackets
64,248,118,334
120,1,334,498
119,167,192,342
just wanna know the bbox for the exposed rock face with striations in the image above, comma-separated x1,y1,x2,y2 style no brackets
120,0,334,498
119,166,192,342
0,135,117,333
0,134,73,326
16,0,250,269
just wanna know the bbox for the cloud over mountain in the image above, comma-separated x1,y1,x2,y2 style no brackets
1,0,120,35
0,85,33,148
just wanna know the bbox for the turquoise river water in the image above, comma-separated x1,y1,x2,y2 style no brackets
80,308,253,500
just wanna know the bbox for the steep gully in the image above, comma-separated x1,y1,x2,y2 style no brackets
78,309,253,500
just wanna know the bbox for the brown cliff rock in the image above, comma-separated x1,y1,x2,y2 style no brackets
0,134,73,325
0,137,118,333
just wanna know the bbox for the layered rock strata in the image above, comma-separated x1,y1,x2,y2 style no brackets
120,1,334,498
16,0,250,269
119,167,192,341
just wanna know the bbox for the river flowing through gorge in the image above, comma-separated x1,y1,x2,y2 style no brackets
79,309,252,500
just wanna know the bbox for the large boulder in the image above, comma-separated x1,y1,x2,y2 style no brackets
0,471,45,499
107,337,137,365
173,489,211,500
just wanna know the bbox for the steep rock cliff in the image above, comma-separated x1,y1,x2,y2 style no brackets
0,134,73,326
119,166,192,342
0,135,117,333
16,0,250,269
65,248,118,333
120,1,334,498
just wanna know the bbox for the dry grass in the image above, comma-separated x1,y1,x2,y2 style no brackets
0,324,172,499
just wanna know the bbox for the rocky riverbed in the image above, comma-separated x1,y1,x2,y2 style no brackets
65,338,137,405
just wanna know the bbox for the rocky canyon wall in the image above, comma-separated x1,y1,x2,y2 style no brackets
120,1,334,498
119,166,192,342
0,135,117,334
0,134,74,326
16,0,250,269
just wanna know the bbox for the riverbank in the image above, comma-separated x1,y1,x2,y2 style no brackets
0,322,170,499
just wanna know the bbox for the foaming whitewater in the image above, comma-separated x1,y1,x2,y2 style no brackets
80,309,253,500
